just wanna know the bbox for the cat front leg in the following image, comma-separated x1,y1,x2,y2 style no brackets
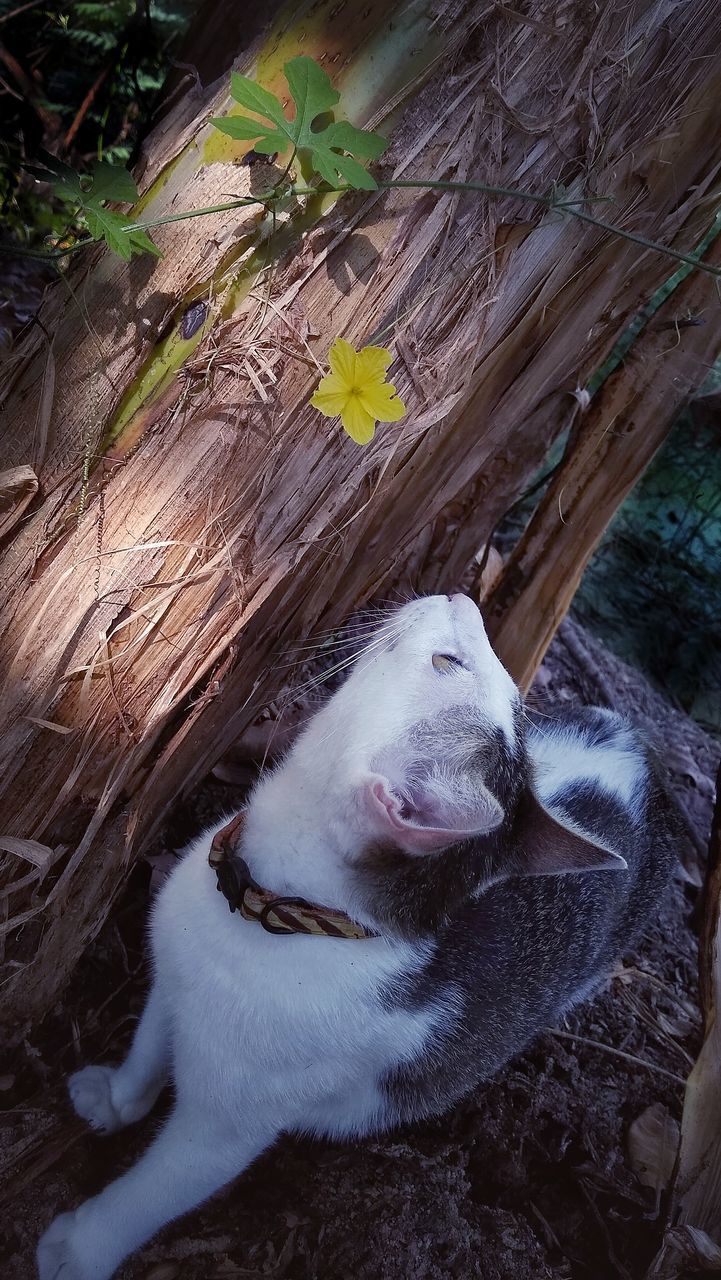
69,983,169,1134
37,1107,276,1280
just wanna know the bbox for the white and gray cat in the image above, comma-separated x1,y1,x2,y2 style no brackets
37,593,676,1279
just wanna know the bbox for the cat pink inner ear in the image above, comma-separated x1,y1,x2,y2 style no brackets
364,776,504,854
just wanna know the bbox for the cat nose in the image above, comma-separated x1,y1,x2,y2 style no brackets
448,592,482,620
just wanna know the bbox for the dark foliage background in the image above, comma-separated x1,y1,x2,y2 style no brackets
0,0,197,341
573,398,721,735
495,387,721,738
1,0,197,207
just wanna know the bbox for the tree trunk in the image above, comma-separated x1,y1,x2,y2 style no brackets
651,765,721,1271
2,0,721,1033
485,229,721,691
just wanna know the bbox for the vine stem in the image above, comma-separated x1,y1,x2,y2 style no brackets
7,175,721,280
130,176,721,279
549,1028,686,1086
0,197,265,261
304,178,721,279
124,196,263,230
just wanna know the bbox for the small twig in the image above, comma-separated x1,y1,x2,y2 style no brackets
560,621,619,708
0,68,22,99
0,0,44,24
577,1176,635,1280
699,759,721,1021
63,64,112,150
549,1028,686,1086
0,37,56,127
529,1201,567,1257
618,985,695,1068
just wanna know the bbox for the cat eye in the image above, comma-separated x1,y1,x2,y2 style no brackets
432,652,464,673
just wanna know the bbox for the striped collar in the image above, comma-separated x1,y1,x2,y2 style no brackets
208,811,376,940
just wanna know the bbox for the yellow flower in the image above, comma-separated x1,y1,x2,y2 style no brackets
310,337,406,444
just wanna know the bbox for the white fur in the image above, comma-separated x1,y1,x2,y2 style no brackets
37,594,510,1280
37,597,633,1278
529,715,645,816
36,839,446,1280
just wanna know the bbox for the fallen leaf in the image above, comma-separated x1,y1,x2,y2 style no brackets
0,465,39,540
628,1102,679,1194
657,1004,699,1041
145,1263,181,1280
667,1225,721,1267
650,1225,721,1277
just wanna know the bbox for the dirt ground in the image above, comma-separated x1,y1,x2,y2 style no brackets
2,618,719,1280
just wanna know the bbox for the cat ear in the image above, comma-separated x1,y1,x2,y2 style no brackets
516,789,627,875
363,774,504,854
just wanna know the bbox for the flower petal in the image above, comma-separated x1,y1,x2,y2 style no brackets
355,345,393,383
340,395,376,444
328,337,357,387
311,387,350,417
314,372,347,397
358,381,406,423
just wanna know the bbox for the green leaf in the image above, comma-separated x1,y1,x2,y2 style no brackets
26,153,139,214
252,132,288,155
283,55,340,135
324,121,387,161
212,55,387,190
27,151,83,203
88,161,138,204
315,150,378,191
28,150,159,260
83,206,161,260
121,224,163,259
210,116,283,144
229,71,287,127
84,205,131,258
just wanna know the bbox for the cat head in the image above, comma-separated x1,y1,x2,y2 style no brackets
291,593,625,920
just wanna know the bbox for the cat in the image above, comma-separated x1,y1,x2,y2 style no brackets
37,593,676,1279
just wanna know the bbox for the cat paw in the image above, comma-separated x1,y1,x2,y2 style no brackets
37,1212,89,1279
68,1065,124,1134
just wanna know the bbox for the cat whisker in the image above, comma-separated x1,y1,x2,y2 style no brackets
290,624,412,700
278,627,394,656
276,622,408,671
278,612,403,650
